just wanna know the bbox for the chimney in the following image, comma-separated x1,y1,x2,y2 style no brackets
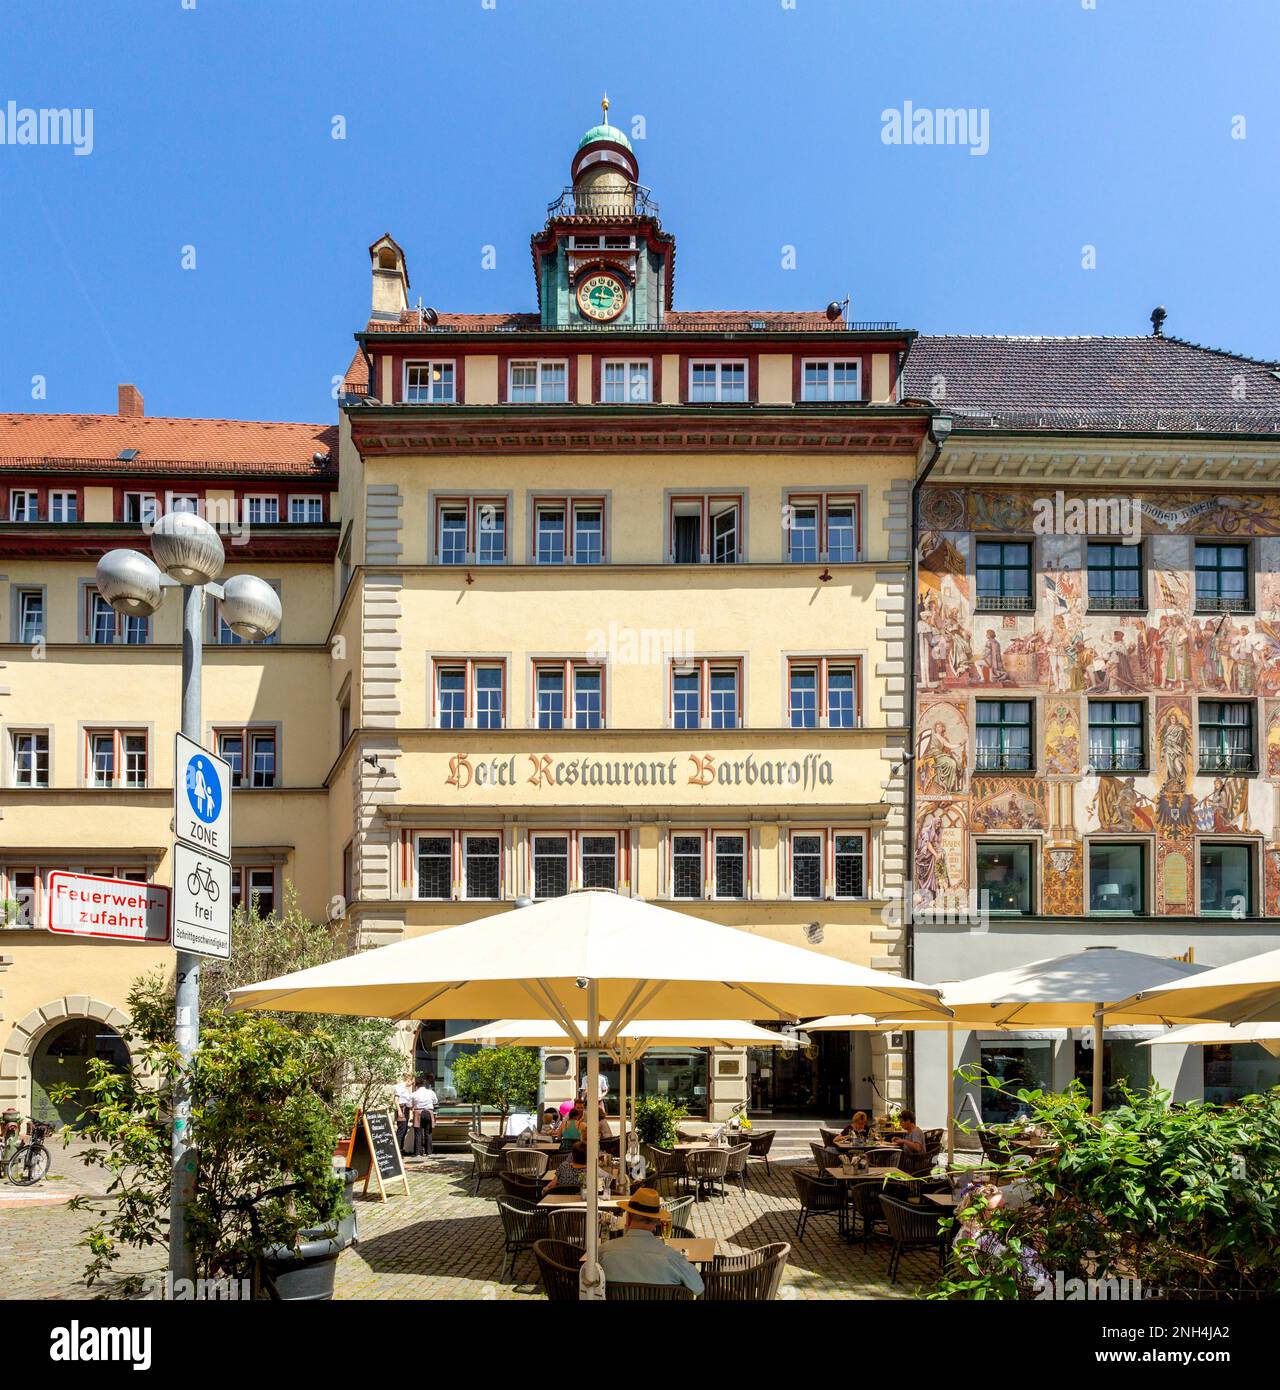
369,234,409,320
1150,306,1167,338
117,383,144,419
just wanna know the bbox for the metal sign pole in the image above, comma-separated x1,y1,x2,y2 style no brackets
169,583,203,1286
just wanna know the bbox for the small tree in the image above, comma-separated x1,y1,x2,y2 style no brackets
633,1095,688,1150
450,1047,540,1130
61,973,344,1291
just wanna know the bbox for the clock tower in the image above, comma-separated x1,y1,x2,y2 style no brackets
532,97,674,330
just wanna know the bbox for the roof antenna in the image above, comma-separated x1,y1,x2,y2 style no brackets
1151,305,1167,338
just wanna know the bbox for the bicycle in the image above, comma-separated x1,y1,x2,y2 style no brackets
6,1118,54,1186
186,862,220,901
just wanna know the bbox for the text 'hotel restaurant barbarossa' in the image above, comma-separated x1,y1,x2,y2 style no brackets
2,110,1280,1130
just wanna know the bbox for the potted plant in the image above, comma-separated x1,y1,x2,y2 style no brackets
634,1095,688,1151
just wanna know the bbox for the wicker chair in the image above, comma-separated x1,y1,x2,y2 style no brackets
701,1241,791,1301
470,1137,506,1194
499,1170,544,1203
978,1127,1012,1162
496,1197,549,1281
924,1128,944,1158
533,1238,582,1301
548,1206,591,1247
606,1282,696,1301
878,1193,949,1282
664,1192,697,1239
819,1127,842,1148
724,1141,751,1195
866,1145,900,1167
744,1129,776,1171
598,1135,621,1159
809,1140,837,1173
849,1178,892,1249
790,1170,843,1242
686,1147,730,1203
504,1148,549,1179
642,1143,687,1193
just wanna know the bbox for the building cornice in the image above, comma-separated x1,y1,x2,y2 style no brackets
347,405,932,457
0,523,339,562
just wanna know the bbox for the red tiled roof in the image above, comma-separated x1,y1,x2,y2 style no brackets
0,412,337,475
903,335,1280,433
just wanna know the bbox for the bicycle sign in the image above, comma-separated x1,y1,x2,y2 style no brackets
174,733,231,859
172,841,231,960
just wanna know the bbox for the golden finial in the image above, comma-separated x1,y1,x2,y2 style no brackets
602,92,610,122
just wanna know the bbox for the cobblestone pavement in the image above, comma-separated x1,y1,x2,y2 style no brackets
0,1152,945,1301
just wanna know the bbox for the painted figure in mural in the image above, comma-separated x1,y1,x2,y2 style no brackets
1088,776,1155,833
1093,629,1142,693
1044,701,1080,774
1157,709,1191,788
1155,614,1193,691
1201,777,1251,834
1227,624,1257,695
1194,617,1228,690
914,806,951,906
917,719,967,795
980,628,1008,684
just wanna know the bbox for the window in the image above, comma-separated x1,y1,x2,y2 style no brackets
828,666,856,728
1198,701,1254,772
243,496,279,525
789,504,819,563
122,492,157,524
833,833,866,899
975,700,1033,772
785,493,861,563
417,835,453,899
602,360,652,403
828,504,857,562
536,507,565,564
437,666,467,729
86,729,147,789
713,833,746,899
573,505,603,564
533,661,603,730
791,833,823,898
787,660,858,730
475,665,504,730
509,360,567,403
580,835,617,891
801,360,861,402
789,668,817,729
88,592,117,645
1200,842,1254,916
288,495,324,523
1195,542,1250,613
463,834,501,899
434,498,507,566
232,867,276,918
167,493,199,514
532,835,570,898
1087,701,1145,771
9,489,38,521
16,588,43,643
216,728,277,788
405,361,455,404
975,541,1033,611
975,842,1033,914
689,361,747,403
669,495,743,564
670,661,741,730
1087,541,1143,611
49,491,77,523
1088,842,1146,914
672,834,704,898
12,731,49,788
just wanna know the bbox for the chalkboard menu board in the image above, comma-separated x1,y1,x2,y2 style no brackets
345,1108,410,1201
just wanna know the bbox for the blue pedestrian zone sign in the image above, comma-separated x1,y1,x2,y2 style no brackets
174,733,231,861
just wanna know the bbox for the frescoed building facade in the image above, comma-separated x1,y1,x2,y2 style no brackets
902,333,1280,1123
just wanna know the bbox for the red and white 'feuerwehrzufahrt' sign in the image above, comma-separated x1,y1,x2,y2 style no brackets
45,871,171,943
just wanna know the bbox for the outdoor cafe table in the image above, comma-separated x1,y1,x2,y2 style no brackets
824,1165,911,1239
539,1192,626,1208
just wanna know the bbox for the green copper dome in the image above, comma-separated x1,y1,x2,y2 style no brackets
578,122,632,153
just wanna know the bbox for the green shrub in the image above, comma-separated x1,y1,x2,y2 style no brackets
634,1095,688,1150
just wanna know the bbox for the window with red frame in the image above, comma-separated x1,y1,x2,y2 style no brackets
669,494,742,564
670,659,742,730
785,492,860,563
787,658,859,729
533,660,604,729
432,659,507,730
434,497,507,566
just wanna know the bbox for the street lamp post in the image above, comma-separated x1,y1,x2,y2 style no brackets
96,511,282,1288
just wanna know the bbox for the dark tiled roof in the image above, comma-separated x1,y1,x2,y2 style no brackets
903,335,1280,433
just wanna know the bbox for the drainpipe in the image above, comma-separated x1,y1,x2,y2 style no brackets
903,412,952,1113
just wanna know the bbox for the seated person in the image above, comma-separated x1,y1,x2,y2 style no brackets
896,1108,927,1154
538,1106,561,1135
598,1187,704,1296
597,1102,613,1140
544,1140,589,1194
840,1110,872,1141
557,1103,585,1150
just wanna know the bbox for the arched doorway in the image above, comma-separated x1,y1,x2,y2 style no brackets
31,1019,130,1127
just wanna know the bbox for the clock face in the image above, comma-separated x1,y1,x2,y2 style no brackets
576,272,627,322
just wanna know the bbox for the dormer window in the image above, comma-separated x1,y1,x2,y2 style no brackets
509,360,567,404
801,360,862,402
689,361,747,403
405,361,455,404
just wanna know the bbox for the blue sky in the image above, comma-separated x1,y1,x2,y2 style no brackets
1,0,1276,423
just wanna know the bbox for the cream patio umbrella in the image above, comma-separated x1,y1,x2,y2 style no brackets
1105,946,1280,1028
938,946,1207,1115
437,1017,797,1186
1140,1022,1280,1058
805,1013,981,1165
230,889,949,1298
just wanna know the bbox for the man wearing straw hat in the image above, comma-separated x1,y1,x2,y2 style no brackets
598,1187,704,1295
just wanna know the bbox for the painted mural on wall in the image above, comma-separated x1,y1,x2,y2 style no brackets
914,486,1280,918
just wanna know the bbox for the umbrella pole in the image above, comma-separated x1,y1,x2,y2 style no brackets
945,1022,955,1168
616,1046,629,1194
1092,1005,1104,1116
581,982,604,1300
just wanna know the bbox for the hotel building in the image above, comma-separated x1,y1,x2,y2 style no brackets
902,331,1280,1123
